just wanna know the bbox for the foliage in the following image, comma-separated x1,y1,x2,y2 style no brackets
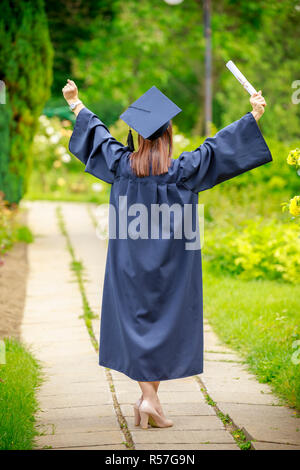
0,339,42,450
45,0,115,97
0,193,33,265
203,268,300,410
0,97,12,202
25,114,111,202
68,0,300,139
0,0,53,203
204,218,300,284
282,148,300,219
0,194,16,260
213,1,300,140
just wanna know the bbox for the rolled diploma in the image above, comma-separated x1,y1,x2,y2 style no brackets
226,60,257,95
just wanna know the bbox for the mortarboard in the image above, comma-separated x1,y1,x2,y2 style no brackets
120,86,182,151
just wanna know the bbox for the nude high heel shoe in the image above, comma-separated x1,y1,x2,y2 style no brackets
133,397,143,426
139,399,174,429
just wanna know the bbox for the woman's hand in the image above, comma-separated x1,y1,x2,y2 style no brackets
62,79,84,116
62,79,78,103
250,91,266,121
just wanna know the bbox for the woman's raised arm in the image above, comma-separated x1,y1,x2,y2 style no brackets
177,91,271,194
62,79,127,184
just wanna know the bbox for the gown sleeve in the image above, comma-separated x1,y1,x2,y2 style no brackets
177,112,272,194
68,107,128,183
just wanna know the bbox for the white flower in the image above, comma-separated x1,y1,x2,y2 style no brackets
39,115,49,125
174,134,184,143
92,183,103,193
62,153,71,163
45,126,55,136
50,134,60,144
34,135,47,143
57,145,66,155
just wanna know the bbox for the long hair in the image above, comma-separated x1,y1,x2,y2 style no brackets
129,122,173,177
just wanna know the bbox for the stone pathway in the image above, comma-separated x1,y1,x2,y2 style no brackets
21,201,300,450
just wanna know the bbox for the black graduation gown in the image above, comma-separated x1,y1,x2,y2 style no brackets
69,107,272,381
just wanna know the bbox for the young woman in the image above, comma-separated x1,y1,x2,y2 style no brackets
63,79,271,429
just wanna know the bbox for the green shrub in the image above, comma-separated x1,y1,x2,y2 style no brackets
204,218,300,284
0,0,53,203
26,114,111,202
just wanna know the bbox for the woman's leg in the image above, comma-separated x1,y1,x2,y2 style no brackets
138,381,162,414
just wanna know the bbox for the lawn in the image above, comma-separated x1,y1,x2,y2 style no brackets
203,266,300,411
0,339,42,450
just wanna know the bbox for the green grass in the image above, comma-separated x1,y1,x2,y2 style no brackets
0,339,42,450
56,206,98,350
15,225,34,244
203,265,300,410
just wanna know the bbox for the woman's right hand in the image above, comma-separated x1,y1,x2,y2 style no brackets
250,91,266,121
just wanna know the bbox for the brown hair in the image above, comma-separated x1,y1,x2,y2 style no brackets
129,122,173,177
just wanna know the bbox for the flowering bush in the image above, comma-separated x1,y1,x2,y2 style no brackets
27,114,110,202
282,148,300,219
287,148,300,168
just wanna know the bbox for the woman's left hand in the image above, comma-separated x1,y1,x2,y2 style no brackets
62,79,78,103
250,91,267,121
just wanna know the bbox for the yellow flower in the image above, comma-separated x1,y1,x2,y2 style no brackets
53,160,62,169
289,196,300,217
287,148,300,166
57,178,66,187
61,128,72,137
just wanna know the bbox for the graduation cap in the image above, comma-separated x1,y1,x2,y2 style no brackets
120,86,182,151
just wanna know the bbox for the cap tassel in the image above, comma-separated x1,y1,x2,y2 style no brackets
127,128,135,152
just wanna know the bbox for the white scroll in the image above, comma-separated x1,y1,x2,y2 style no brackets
226,60,257,96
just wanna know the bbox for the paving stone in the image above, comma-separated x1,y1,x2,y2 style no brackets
39,383,109,397
131,430,235,445
21,202,124,450
204,331,231,352
37,430,125,449
40,391,112,409
116,391,205,405
37,415,120,435
205,391,280,406
37,405,116,422
204,352,242,362
126,415,224,431
134,443,239,450
252,442,300,450
121,402,215,417
217,403,300,446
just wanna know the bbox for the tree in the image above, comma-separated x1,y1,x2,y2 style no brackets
45,0,116,98
0,0,53,203
73,0,300,139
